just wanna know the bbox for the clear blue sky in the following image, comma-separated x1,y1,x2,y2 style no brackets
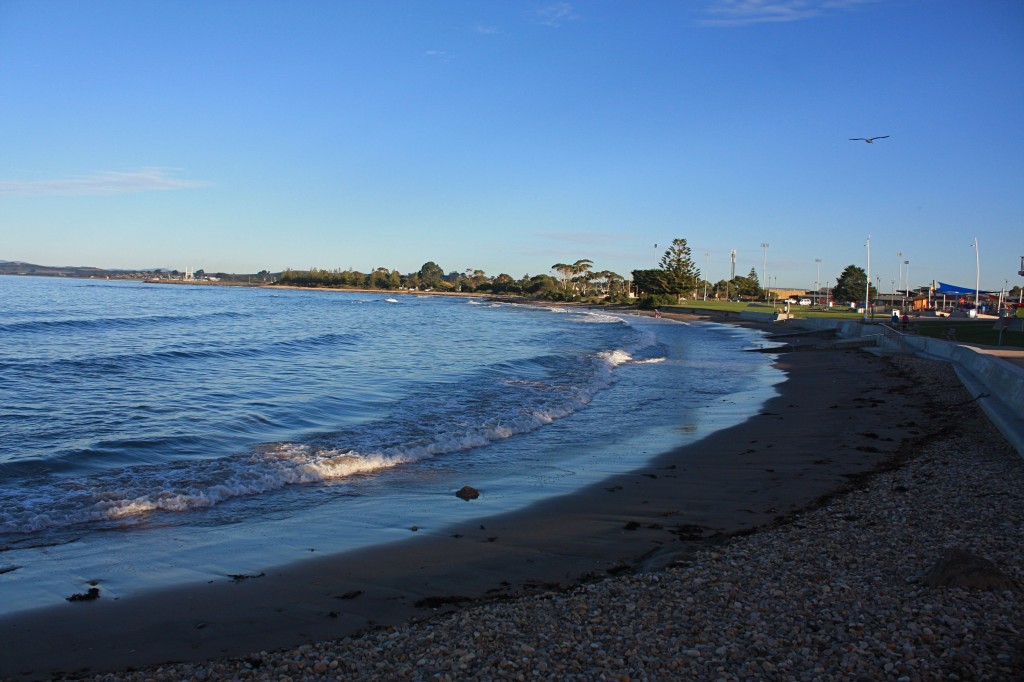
1,0,1021,291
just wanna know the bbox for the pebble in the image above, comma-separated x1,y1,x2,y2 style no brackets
42,357,1024,681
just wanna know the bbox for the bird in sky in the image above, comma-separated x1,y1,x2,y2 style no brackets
849,136,890,143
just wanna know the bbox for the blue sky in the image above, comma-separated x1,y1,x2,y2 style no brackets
1,0,1021,291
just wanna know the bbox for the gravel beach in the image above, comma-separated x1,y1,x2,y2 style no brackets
20,351,1020,682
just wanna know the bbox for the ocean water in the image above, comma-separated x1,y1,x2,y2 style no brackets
0,276,782,614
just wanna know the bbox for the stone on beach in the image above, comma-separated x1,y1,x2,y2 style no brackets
455,485,480,501
923,546,1019,592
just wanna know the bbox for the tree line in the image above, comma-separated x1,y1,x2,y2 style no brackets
276,259,635,301
275,238,886,307
276,263,569,298
277,239,739,305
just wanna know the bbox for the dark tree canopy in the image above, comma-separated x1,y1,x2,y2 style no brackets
631,269,664,296
731,267,763,299
657,239,699,299
833,264,876,304
418,261,445,288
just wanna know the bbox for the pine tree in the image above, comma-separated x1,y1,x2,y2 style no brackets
657,238,699,300
833,264,876,305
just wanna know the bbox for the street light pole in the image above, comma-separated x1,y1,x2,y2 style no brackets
653,243,658,269
760,243,769,301
897,251,903,309
703,251,709,300
814,258,821,307
972,238,980,312
905,260,910,310
864,235,871,322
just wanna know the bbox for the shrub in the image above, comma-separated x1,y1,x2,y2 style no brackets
638,294,678,309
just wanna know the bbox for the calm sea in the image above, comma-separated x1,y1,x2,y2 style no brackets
0,276,781,613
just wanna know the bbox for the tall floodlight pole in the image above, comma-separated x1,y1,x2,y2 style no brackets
972,238,980,311
760,243,769,300
897,252,903,309
864,235,871,321
905,260,911,309
814,258,821,306
1019,256,1024,304
703,252,710,300
728,249,736,301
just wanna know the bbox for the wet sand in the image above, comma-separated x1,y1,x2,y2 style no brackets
0,328,932,679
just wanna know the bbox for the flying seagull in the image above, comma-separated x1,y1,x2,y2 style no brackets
850,136,889,143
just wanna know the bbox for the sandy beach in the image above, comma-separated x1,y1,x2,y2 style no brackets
2,319,1021,680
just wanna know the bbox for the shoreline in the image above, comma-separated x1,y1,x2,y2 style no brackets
0,329,969,680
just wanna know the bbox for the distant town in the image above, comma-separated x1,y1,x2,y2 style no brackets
0,260,275,285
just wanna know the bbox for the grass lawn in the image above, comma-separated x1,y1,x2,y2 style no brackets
663,299,866,319
910,319,1024,348
659,300,1023,348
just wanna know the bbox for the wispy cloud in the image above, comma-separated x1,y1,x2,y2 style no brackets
474,24,498,35
699,0,880,27
536,2,578,27
0,168,206,197
424,49,451,63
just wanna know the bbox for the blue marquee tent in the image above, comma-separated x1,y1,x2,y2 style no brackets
934,282,989,296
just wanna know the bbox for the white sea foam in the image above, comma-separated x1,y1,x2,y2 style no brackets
571,310,624,324
598,349,634,367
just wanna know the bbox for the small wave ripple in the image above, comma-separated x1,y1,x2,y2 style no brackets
0,341,659,536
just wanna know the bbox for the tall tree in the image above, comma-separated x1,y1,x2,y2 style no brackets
418,261,445,288
551,263,574,291
833,264,876,305
526,273,561,296
631,269,664,296
657,238,699,300
732,268,762,300
571,259,594,291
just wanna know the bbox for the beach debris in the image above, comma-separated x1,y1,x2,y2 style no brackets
227,572,265,583
414,594,472,609
455,485,480,501
923,547,1018,591
67,587,100,602
670,523,715,541
335,590,364,600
